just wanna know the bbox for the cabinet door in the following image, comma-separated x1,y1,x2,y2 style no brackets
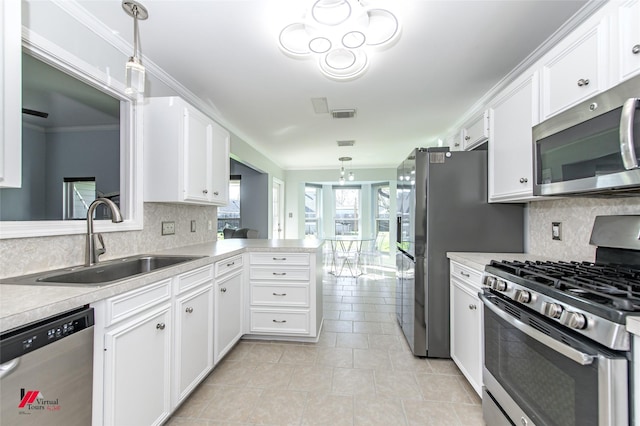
104,304,172,426
184,108,212,202
450,278,482,397
0,0,21,188
489,72,537,202
210,121,230,205
214,269,243,364
541,18,608,119
462,111,489,150
174,284,214,406
618,0,640,82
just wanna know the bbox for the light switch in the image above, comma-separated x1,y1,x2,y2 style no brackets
552,222,562,240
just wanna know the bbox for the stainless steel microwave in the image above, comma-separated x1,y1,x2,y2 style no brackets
533,75,640,196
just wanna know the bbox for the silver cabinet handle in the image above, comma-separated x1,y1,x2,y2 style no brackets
272,292,287,296
464,135,471,141
226,261,235,267
213,191,219,196
468,304,477,310
620,98,639,170
460,271,470,278
519,177,528,183
272,272,287,276
220,287,227,293
632,44,640,54
577,78,590,87
202,189,208,194
454,143,460,147
272,257,287,261
272,319,287,323
185,307,194,313
156,323,166,330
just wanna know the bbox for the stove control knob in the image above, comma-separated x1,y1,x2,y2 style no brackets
483,276,496,287
562,311,587,330
492,279,508,292
543,302,563,319
514,290,532,304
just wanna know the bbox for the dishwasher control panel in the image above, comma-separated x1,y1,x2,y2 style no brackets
0,306,94,363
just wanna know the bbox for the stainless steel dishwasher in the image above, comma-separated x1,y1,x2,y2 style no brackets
0,306,94,425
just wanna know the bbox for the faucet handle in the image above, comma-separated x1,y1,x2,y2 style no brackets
96,233,106,257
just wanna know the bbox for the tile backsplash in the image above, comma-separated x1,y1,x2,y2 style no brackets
528,197,640,261
0,203,218,279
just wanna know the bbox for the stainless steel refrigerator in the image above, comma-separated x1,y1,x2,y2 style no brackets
396,148,524,357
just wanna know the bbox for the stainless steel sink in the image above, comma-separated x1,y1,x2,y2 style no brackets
1,255,204,286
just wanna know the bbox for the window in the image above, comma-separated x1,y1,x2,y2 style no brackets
217,176,241,237
334,187,360,236
304,185,321,239
373,184,390,253
63,178,96,220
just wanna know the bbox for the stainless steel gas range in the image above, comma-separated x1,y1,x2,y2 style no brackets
480,215,639,426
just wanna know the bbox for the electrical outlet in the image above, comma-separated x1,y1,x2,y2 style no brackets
552,222,562,241
162,221,175,235
191,220,196,232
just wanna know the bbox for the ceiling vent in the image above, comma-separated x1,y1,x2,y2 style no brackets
337,140,355,147
331,109,356,119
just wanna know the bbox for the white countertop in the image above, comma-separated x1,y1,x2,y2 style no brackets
0,239,323,333
628,317,640,336
447,252,552,271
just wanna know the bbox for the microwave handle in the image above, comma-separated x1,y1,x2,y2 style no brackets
620,98,639,170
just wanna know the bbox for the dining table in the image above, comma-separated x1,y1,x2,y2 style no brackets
325,236,374,277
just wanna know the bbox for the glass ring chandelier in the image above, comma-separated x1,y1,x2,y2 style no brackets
279,0,400,81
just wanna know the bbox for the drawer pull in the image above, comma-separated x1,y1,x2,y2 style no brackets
220,287,227,293
272,272,287,276
185,307,194,313
577,78,590,87
632,44,639,54
213,191,219,196
226,261,235,267
460,271,470,278
202,189,208,194
156,323,166,330
272,319,287,323
272,292,287,296
519,177,528,183
272,257,287,261
468,304,477,310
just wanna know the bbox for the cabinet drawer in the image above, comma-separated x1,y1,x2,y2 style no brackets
251,284,309,307
176,265,213,294
214,255,243,278
250,267,309,281
250,309,310,334
450,261,483,289
105,279,172,326
250,253,309,266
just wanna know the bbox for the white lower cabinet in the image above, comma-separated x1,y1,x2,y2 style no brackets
103,303,172,426
214,255,243,364
95,265,214,426
173,283,214,405
449,261,483,397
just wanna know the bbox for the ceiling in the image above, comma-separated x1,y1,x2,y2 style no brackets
74,0,589,171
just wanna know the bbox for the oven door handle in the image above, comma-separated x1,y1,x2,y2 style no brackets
620,97,639,170
481,294,595,366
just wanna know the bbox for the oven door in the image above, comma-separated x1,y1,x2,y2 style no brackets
480,292,629,426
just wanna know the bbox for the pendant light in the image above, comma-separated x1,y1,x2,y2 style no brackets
339,156,354,184
122,1,149,97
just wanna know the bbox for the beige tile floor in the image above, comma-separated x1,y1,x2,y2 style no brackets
166,270,484,426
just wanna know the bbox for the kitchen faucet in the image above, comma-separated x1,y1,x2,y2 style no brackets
85,198,123,266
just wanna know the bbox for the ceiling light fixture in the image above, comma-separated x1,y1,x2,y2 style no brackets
339,156,354,184
279,0,400,81
122,1,149,97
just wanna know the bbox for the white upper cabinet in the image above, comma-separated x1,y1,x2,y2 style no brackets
489,72,538,202
0,0,22,188
461,111,489,150
616,0,640,82
540,13,609,120
144,96,229,206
